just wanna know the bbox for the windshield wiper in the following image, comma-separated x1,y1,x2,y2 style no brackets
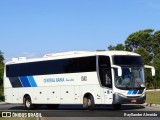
133,78,142,88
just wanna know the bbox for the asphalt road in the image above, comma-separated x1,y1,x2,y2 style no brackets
0,104,159,120
0,103,159,111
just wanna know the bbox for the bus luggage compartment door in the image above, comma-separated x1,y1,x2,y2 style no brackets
60,86,74,104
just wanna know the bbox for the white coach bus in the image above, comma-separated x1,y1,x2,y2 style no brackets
4,51,155,110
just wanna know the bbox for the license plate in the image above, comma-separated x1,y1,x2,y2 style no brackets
131,99,137,103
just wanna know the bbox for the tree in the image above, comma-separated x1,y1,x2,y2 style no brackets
152,54,160,89
108,44,125,50
0,51,4,86
125,29,154,52
152,30,160,56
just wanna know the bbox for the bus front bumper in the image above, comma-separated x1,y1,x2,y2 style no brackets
113,93,146,104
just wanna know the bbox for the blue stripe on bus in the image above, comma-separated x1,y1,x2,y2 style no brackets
127,90,133,94
27,76,37,87
127,90,139,94
19,76,31,87
133,90,138,94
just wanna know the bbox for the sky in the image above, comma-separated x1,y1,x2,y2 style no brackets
0,0,160,61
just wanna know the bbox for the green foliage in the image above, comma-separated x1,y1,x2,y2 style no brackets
108,44,125,50
0,51,4,86
125,29,154,52
0,87,4,102
108,29,160,89
152,30,160,56
152,54,160,89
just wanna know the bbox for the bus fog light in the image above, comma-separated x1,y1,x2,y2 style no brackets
118,93,126,98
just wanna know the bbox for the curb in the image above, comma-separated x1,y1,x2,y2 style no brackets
146,89,160,92
144,103,160,108
0,102,6,105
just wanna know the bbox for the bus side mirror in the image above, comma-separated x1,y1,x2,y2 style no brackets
144,65,155,76
111,65,122,76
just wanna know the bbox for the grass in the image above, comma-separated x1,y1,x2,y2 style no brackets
146,91,160,104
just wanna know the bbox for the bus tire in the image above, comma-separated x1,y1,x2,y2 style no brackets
24,96,34,110
86,94,95,111
113,104,121,110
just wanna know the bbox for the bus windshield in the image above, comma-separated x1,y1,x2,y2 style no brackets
114,67,145,90
112,55,145,90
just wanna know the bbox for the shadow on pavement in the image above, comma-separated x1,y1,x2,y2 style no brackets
8,104,145,111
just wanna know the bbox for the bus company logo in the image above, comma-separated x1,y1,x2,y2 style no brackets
44,78,65,83
81,76,87,81
2,112,11,117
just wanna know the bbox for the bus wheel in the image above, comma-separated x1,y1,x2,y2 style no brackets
86,94,95,111
24,96,34,110
113,104,121,110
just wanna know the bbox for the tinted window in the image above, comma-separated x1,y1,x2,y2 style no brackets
6,56,96,77
98,56,112,88
113,56,143,66
76,57,96,72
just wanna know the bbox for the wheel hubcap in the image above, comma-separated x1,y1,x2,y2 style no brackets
87,99,91,106
26,100,31,108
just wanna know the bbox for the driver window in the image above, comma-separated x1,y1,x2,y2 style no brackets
98,56,112,88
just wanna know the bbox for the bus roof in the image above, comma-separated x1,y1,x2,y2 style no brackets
6,50,140,65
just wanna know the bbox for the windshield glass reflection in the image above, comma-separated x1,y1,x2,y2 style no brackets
114,67,145,90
